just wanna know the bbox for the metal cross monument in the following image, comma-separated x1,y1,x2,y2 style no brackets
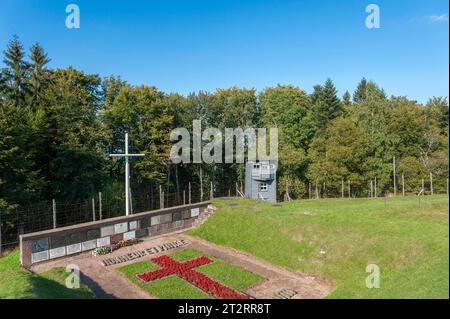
109,132,145,216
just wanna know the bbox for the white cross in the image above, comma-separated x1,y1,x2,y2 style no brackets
109,132,144,216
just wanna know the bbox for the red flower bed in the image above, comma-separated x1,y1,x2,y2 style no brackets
136,255,249,299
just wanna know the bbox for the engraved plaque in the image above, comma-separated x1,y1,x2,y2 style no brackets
97,237,110,247
151,215,161,226
123,231,136,241
114,222,128,234
140,217,151,228
172,212,182,221
49,247,66,259
82,239,97,251
32,238,49,253
135,228,148,238
182,210,191,219
66,243,82,255
50,235,68,249
129,220,138,230
161,214,172,224
32,250,49,263
191,208,200,217
86,229,100,240
68,232,85,245
101,225,114,237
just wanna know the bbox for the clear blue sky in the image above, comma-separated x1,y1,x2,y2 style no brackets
1,0,448,103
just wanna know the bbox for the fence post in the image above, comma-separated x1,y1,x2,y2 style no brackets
341,180,344,198
183,190,186,205
370,180,373,198
0,209,2,257
99,192,103,220
430,172,434,195
161,191,165,209
210,181,214,200
92,198,96,222
393,156,397,196
315,179,319,199
374,177,377,198
159,185,163,209
228,189,231,197
402,173,405,197
308,182,312,199
421,178,424,192
188,182,192,204
52,199,57,229
348,180,351,199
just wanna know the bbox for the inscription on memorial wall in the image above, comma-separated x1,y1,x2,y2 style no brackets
101,240,188,266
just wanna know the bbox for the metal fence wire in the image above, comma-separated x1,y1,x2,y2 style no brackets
0,177,448,251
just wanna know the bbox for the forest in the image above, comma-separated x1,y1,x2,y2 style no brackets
1,35,449,214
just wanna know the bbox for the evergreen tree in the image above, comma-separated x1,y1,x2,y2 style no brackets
312,78,342,131
2,35,29,107
343,91,351,107
28,43,50,106
353,77,367,104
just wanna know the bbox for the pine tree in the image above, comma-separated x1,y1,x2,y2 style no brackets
29,43,50,106
343,91,351,107
353,77,367,104
312,78,342,131
2,35,29,107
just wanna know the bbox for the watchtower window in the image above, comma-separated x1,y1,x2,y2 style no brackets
260,183,268,191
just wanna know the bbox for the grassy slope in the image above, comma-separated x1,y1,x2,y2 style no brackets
118,248,263,299
0,251,95,299
188,195,449,299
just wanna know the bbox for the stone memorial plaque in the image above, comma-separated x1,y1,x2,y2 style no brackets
135,228,148,238
172,212,182,221
173,220,184,228
49,247,66,259
101,225,114,237
32,238,49,253
68,232,85,245
97,237,111,247
50,234,68,249
161,214,172,224
140,217,151,228
123,231,136,241
82,239,97,251
191,208,200,217
149,225,159,235
86,229,100,240
114,222,128,234
32,250,49,263
182,210,191,219
66,243,82,255
110,234,123,244
151,215,161,226
129,221,138,230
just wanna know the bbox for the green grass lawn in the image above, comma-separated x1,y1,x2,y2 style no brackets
0,251,95,299
188,195,449,299
118,248,263,299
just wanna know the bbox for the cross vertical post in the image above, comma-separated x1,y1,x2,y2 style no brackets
109,132,145,216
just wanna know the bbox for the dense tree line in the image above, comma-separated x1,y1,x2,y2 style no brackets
0,37,448,212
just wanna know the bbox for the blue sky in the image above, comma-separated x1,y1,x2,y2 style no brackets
0,0,448,103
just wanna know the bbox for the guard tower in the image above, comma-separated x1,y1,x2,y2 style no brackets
245,160,277,202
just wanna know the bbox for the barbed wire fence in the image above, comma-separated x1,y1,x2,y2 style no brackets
1,176,448,255
0,182,231,254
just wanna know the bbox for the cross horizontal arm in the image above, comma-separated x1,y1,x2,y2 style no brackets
110,154,145,157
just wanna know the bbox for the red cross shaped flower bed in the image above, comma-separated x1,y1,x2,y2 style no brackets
136,255,250,299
